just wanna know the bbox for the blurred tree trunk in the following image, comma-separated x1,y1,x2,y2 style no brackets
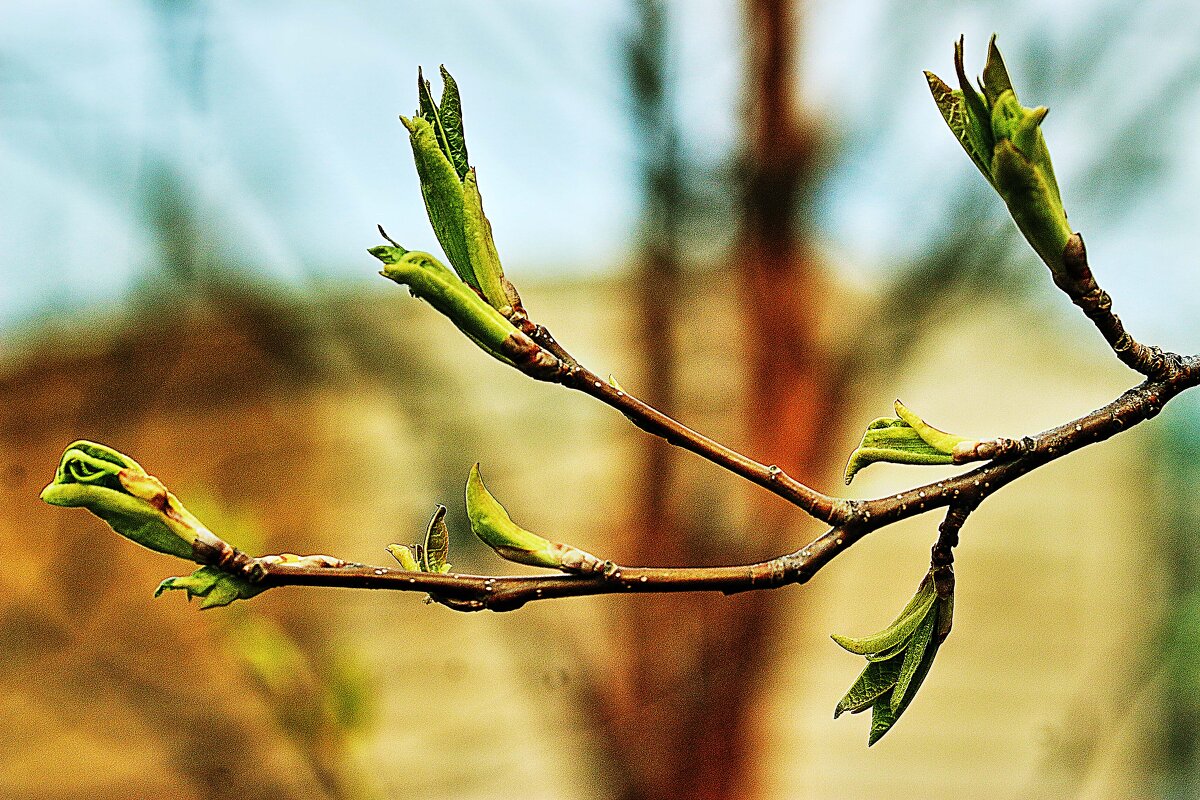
589,3,834,799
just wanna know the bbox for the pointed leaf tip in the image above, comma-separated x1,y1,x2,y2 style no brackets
834,653,904,718
982,33,1014,105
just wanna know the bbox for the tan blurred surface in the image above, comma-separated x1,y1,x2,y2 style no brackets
0,275,1163,798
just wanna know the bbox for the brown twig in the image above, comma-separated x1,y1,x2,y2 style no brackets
557,363,854,525
1058,234,1172,376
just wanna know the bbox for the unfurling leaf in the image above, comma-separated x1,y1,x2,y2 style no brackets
923,70,990,182
401,113,474,287
371,248,521,362
388,505,452,574
844,400,972,484
435,66,470,179
843,418,951,484
926,35,1072,274
41,440,224,560
892,609,937,711
832,570,952,745
391,67,512,315
462,168,509,310
155,566,266,609
387,544,422,572
466,464,608,573
421,504,452,573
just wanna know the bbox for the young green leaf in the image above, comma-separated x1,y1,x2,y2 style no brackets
417,67,454,167
386,544,422,572
892,607,938,711
871,631,941,745
421,504,452,574
867,690,899,746
952,36,993,157
437,66,470,179
844,419,953,484
864,637,912,663
844,401,977,483
462,168,510,310
832,571,950,745
400,114,476,289
834,653,904,718
892,399,970,455
831,574,937,655
371,248,521,364
924,71,991,182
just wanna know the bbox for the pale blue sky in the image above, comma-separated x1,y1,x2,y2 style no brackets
2,0,1198,352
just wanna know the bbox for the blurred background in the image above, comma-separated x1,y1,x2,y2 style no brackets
3,0,1200,797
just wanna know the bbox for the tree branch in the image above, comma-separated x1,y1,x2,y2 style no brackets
557,362,853,525
253,351,1196,613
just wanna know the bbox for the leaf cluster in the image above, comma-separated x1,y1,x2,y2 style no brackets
832,572,952,745
925,36,1071,270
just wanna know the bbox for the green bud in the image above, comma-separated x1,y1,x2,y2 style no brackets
927,35,1072,273
466,464,608,573
466,464,562,568
155,565,266,609
843,400,970,484
990,137,1071,270
41,441,220,561
368,243,408,265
